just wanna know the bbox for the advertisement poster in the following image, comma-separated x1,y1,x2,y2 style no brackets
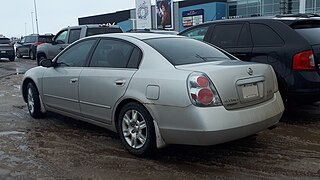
156,0,173,29
135,0,152,29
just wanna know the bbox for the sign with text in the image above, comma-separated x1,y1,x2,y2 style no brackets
182,9,204,27
156,0,173,29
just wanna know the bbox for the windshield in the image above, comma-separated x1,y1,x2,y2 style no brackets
86,28,122,37
295,28,320,45
144,37,236,66
0,38,10,44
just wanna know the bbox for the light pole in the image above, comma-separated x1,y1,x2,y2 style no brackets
31,12,35,34
24,22,27,36
33,0,39,34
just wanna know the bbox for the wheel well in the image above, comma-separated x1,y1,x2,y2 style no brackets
22,78,38,103
114,99,152,132
37,52,46,60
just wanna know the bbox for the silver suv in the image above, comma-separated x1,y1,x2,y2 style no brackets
36,24,123,65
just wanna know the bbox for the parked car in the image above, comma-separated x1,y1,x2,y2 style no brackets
179,14,320,104
36,24,123,65
0,37,15,61
15,34,54,60
21,33,284,156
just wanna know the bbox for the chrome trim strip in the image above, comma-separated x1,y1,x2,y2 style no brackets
44,94,78,103
80,101,111,109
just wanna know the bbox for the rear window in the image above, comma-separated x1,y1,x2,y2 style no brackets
86,28,122,37
295,28,320,45
0,38,10,44
38,36,53,43
144,37,236,66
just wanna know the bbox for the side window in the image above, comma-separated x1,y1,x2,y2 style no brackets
55,30,68,44
181,26,209,41
238,23,253,47
68,29,81,44
250,24,284,46
127,47,142,69
56,39,96,67
30,36,37,43
211,24,243,48
25,36,31,43
89,39,135,68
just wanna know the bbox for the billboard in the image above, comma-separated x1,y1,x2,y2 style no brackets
156,0,173,29
135,0,152,29
182,9,204,27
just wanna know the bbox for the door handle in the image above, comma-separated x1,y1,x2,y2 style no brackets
60,47,65,51
114,80,126,86
70,78,78,84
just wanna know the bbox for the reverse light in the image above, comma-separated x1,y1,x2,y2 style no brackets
187,72,222,107
293,50,315,70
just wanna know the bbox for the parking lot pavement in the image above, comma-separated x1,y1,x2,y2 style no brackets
0,58,319,179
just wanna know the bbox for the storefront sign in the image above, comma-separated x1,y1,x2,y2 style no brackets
182,9,204,27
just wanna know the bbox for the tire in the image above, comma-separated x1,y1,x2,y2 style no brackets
37,56,47,66
9,56,15,61
26,83,43,118
30,50,36,60
16,50,22,58
118,102,156,156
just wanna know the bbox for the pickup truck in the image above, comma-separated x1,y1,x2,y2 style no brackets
36,24,123,65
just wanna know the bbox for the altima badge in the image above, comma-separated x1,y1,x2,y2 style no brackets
247,68,253,76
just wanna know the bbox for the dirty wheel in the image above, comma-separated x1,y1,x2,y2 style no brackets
118,102,156,156
27,83,43,118
16,50,22,58
9,56,15,61
30,50,36,60
37,56,46,66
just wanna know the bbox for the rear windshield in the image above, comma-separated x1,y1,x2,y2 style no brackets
0,38,10,44
295,28,320,45
86,28,122,37
144,37,236,66
38,36,53,43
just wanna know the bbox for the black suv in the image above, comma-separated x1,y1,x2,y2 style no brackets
0,37,15,61
15,34,54,60
180,14,320,104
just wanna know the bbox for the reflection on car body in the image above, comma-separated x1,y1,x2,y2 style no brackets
21,33,284,156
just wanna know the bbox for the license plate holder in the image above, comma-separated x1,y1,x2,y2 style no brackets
242,83,259,99
0,51,6,54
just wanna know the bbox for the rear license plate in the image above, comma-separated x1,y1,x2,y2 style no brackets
0,51,6,53
242,83,259,99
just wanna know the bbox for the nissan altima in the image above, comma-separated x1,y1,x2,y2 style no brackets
21,33,284,156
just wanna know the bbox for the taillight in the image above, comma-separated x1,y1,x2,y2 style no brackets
187,72,222,107
35,41,44,46
293,50,315,70
270,66,279,92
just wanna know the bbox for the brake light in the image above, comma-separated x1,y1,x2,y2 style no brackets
35,41,44,46
188,72,222,107
293,50,315,70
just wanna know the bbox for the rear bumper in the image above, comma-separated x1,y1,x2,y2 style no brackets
0,50,14,58
149,92,284,146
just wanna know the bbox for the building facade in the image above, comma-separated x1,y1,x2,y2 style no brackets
78,0,320,32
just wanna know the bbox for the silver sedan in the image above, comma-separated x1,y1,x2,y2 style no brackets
21,33,284,156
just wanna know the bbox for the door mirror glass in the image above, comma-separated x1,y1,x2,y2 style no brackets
40,59,53,67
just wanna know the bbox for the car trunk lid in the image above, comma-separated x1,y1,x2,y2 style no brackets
176,60,276,110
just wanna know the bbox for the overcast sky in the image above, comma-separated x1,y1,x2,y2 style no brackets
1,0,161,38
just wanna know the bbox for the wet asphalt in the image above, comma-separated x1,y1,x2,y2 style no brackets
0,58,319,179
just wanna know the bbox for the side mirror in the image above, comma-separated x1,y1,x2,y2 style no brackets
40,59,53,67
56,40,65,44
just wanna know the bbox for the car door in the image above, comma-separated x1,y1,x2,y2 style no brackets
79,38,141,123
48,29,69,60
21,36,31,55
208,23,253,61
42,39,97,114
